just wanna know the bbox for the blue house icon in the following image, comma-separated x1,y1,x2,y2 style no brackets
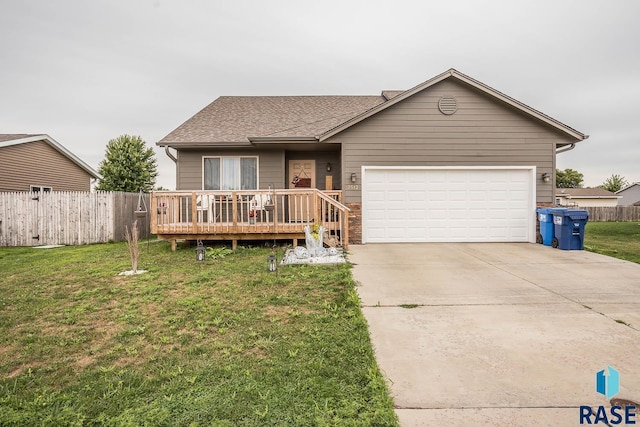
596,366,620,399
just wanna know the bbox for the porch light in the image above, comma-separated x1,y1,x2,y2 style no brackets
326,162,332,172
196,240,206,262
350,172,357,183
268,254,277,272
542,172,550,183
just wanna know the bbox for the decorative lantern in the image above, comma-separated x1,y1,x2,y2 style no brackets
542,172,551,183
196,240,206,262
268,254,277,272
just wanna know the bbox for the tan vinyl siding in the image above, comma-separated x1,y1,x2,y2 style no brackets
176,149,285,190
0,141,92,191
326,79,574,204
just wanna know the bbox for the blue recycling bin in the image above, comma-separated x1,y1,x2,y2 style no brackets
552,209,589,250
536,207,563,246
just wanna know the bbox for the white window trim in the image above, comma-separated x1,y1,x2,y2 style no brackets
30,185,52,192
201,156,260,191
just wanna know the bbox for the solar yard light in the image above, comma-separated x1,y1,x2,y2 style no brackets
268,254,277,272
196,240,206,262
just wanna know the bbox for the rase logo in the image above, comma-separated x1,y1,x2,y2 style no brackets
579,366,637,425
597,366,621,399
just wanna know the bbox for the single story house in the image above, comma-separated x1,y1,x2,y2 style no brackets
615,182,640,206
555,187,620,207
155,69,588,246
0,134,100,192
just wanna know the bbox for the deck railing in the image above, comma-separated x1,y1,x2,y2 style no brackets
151,189,349,247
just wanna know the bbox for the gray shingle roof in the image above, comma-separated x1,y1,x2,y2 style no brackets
159,68,588,147
159,95,386,146
555,188,619,197
0,134,39,143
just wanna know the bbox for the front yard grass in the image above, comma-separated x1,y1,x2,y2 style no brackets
0,241,398,426
584,221,640,264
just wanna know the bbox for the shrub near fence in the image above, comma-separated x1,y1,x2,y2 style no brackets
0,191,150,247
586,206,640,222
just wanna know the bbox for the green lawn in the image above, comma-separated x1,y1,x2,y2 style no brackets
584,221,640,264
0,241,398,426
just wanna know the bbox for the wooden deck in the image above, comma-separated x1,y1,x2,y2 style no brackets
151,189,349,249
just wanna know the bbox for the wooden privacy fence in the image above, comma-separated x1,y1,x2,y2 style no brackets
0,192,150,247
586,206,640,222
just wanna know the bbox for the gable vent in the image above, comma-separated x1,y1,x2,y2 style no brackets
438,96,458,115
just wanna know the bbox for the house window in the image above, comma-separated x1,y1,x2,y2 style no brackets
30,185,52,192
203,157,258,190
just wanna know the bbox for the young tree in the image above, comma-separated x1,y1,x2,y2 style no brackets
599,174,628,193
556,168,584,188
95,135,158,192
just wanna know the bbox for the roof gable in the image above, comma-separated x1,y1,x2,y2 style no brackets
616,182,640,194
0,134,100,179
319,69,589,142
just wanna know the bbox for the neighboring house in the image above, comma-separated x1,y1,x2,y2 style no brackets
616,182,640,206
157,68,588,244
0,134,100,192
555,188,620,207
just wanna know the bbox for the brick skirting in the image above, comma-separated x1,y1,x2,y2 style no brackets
346,203,362,245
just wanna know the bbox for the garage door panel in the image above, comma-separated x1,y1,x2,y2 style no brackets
363,168,533,243
408,191,426,201
387,191,406,202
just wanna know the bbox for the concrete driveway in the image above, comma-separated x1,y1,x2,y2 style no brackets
350,243,640,426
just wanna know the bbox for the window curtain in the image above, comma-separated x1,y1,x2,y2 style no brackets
221,158,239,191
203,157,257,190
203,158,220,190
241,158,257,190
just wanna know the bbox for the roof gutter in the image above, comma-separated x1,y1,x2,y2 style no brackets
249,136,318,143
556,143,576,154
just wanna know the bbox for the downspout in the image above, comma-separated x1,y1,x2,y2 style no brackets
163,146,178,191
164,146,177,163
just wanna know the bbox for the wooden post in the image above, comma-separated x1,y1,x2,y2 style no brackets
343,211,349,250
231,192,238,232
150,192,157,234
273,192,278,234
191,193,197,233
171,239,177,251
314,190,321,226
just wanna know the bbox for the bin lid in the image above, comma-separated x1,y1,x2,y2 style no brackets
566,209,589,220
549,208,568,215
536,207,554,214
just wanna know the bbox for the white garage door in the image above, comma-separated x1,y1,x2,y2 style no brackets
362,167,535,243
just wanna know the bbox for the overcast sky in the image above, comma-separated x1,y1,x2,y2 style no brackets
1,0,638,189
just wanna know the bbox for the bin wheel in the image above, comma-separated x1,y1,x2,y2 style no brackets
536,233,543,244
552,237,559,248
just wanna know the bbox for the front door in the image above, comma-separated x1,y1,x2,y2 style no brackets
288,160,315,222
288,160,316,189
